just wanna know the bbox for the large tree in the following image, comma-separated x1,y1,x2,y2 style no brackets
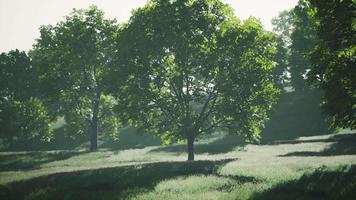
30,6,121,150
0,50,52,147
307,0,356,129
111,0,280,160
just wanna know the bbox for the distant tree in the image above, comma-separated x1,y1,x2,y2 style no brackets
273,34,290,89
272,10,294,46
271,10,294,89
308,0,356,129
269,11,291,89
270,2,335,138
289,0,318,91
111,0,280,160
0,50,52,147
272,2,318,91
30,6,121,150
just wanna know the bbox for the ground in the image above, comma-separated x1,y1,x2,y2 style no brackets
0,131,355,200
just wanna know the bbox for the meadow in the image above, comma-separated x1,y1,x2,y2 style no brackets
1,0,354,199
0,130,355,200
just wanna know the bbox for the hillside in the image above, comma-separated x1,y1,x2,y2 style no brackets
0,131,355,200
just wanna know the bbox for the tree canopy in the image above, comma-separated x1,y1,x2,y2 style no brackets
289,0,318,91
271,1,318,91
276,0,355,129
30,6,121,150
110,0,280,160
307,0,356,129
0,50,52,147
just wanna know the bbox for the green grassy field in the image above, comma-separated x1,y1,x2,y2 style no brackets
0,131,355,200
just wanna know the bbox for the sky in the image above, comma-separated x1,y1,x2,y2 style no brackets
0,0,298,53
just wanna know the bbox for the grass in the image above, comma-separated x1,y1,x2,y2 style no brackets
251,165,356,200
0,131,355,199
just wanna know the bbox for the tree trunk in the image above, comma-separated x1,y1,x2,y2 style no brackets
90,98,99,151
187,134,195,161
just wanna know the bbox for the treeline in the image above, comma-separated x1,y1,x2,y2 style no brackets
0,0,354,160
262,0,355,141
272,0,355,129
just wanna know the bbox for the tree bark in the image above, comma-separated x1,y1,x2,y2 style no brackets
187,134,195,161
90,98,99,151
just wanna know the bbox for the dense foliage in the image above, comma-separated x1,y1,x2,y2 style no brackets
289,0,318,91
2,0,353,154
272,0,355,129
30,6,121,150
271,1,318,91
0,50,52,147
308,0,356,129
110,0,280,160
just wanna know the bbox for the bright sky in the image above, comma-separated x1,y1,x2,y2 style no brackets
0,0,298,53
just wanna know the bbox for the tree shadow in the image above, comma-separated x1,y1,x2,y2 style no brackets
249,165,356,200
261,90,334,143
149,133,245,154
279,133,356,157
0,158,260,200
0,150,86,171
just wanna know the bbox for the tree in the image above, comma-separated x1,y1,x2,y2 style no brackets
271,10,293,89
308,0,356,129
7,98,52,148
272,2,318,91
269,11,291,89
0,50,34,101
30,6,121,150
272,34,290,89
272,10,294,46
0,50,52,147
111,0,280,160
267,5,334,141
289,0,318,91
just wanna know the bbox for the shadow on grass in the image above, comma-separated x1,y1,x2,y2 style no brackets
0,151,86,171
279,133,356,157
149,134,245,155
250,165,356,200
0,159,257,200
